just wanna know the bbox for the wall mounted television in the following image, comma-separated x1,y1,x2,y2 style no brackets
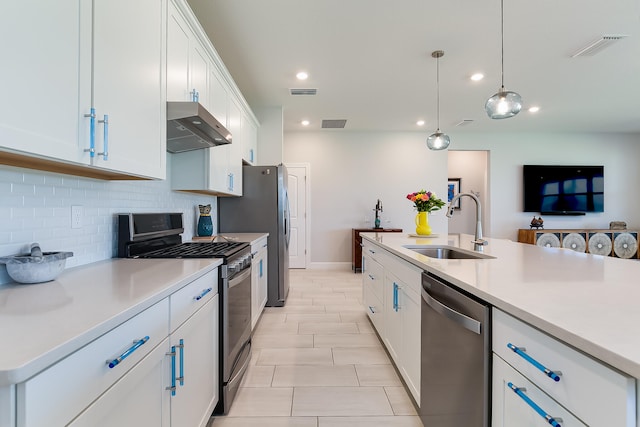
523,165,604,215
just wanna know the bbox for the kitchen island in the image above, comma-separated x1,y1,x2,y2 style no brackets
361,231,640,426
361,231,640,378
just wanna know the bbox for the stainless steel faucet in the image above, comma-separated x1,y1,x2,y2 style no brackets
446,192,488,251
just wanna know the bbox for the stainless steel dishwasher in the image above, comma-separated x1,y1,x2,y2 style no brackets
420,272,491,427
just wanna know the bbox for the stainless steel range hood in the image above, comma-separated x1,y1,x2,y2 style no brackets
166,102,232,153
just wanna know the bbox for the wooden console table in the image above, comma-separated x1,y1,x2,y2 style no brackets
352,228,403,272
518,228,639,259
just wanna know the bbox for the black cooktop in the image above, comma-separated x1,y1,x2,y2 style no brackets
132,242,247,259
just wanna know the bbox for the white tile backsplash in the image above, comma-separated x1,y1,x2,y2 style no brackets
0,163,217,284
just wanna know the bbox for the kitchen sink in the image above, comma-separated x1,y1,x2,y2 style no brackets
403,245,494,260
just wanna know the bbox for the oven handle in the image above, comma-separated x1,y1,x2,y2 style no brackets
228,267,251,289
227,340,252,387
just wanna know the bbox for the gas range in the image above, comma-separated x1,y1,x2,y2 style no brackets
117,212,249,261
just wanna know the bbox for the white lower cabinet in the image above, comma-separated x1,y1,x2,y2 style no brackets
13,269,220,427
362,240,421,404
493,356,586,427
251,237,268,330
17,300,169,427
492,308,636,427
168,295,218,427
68,338,171,427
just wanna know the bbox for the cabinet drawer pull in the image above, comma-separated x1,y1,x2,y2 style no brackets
166,346,177,396
107,336,149,369
393,282,399,312
84,107,96,157
177,339,185,386
194,287,213,301
507,343,562,382
508,382,563,427
98,114,109,160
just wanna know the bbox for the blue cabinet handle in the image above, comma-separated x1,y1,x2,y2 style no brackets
190,89,199,102
107,335,149,369
393,283,399,312
177,339,184,386
98,114,109,160
84,107,96,157
259,259,263,277
507,343,561,382
508,382,562,427
194,287,212,301
166,346,177,396
228,173,234,191
250,148,254,163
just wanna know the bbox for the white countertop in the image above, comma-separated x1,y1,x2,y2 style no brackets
0,258,222,386
361,232,640,379
193,233,269,246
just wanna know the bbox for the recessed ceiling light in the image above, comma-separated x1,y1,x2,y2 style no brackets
417,120,425,126
301,120,310,126
470,73,484,81
528,106,540,113
296,71,308,80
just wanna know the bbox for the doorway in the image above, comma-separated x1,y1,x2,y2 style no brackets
286,163,310,268
447,151,490,236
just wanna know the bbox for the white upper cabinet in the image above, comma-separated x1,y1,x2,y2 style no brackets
243,112,258,165
0,0,89,164
0,0,166,180
91,0,166,179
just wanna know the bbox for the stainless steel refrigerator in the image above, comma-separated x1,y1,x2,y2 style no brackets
218,165,290,307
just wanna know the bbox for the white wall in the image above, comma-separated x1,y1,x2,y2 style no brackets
447,150,488,235
284,131,448,265
0,160,217,285
451,132,640,238
255,106,284,166
284,130,640,265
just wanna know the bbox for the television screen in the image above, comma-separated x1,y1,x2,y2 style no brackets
523,165,604,214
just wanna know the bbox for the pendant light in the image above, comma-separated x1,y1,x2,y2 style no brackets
426,50,450,151
485,0,522,119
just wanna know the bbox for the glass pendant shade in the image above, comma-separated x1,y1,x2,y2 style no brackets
485,87,522,119
426,130,450,150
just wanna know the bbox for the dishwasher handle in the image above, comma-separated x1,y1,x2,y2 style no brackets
421,287,482,335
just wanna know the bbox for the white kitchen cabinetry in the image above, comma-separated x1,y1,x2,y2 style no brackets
14,268,219,427
0,0,166,180
250,236,269,330
168,0,259,195
167,0,208,107
68,338,171,427
492,309,636,427
362,247,385,334
493,356,586,427
243,112,258,165
361,240,421,404
168,295,218,427
17,300,170,427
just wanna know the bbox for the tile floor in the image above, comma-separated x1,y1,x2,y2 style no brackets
209,269,422,427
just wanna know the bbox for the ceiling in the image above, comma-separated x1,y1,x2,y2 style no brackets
187,0,640,134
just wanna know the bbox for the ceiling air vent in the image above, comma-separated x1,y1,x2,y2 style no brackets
570,35,628,57
321,119,347,129
455,119,475,127
290,88,317,95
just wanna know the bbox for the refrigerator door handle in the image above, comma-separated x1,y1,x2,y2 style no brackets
284,190,291,248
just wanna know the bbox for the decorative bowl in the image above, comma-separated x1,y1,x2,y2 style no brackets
0,243,73,284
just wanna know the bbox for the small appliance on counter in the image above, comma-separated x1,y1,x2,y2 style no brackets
117,212,252,415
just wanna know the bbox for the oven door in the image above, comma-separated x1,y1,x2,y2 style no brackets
220,263,252,413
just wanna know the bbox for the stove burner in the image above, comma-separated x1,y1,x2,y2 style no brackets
134,242,246,259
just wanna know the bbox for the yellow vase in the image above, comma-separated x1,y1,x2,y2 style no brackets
415,211,432,235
